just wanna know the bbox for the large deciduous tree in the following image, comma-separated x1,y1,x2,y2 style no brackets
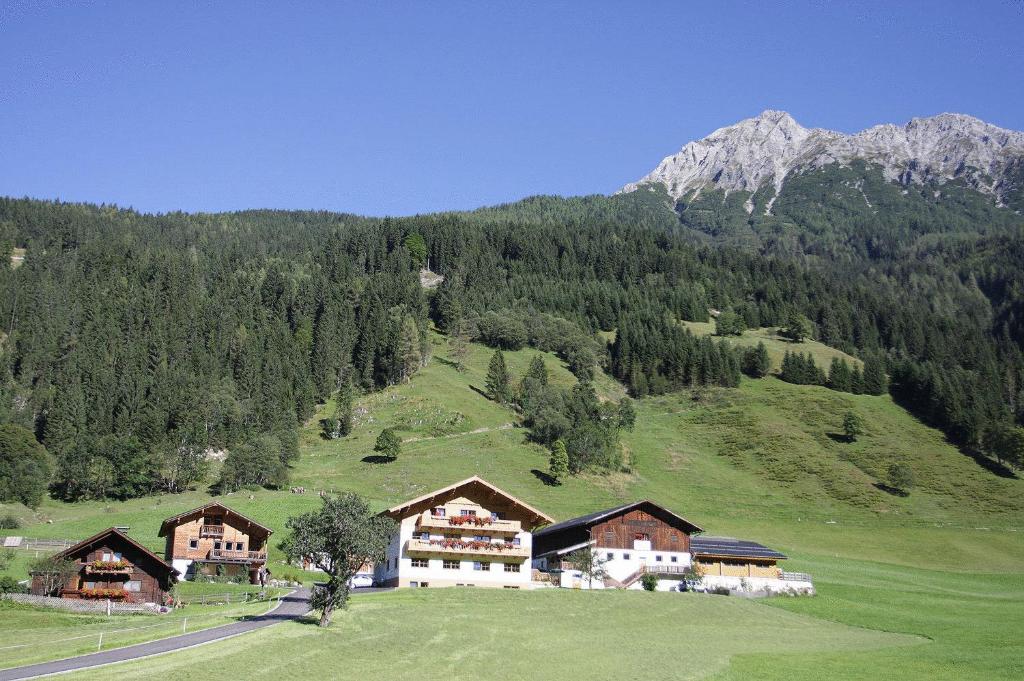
281,493,396,627
0,425,53,507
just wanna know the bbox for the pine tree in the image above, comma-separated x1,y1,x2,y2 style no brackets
398,315,422,383
742,342,770,378
862,354,887,395
447,317,471,372
828,357,853,392
525,355,549,387
335,370,355,437
374,428,401,461
548,439,569,485
485,350,512,404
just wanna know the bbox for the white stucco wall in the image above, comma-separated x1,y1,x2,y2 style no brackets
375,503,534,588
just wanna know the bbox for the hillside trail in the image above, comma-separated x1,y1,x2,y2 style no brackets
402,423,515,444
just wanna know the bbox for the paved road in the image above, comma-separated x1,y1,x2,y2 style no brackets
0,589,312,681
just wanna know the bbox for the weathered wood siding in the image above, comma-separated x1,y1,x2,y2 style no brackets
590,508,691,552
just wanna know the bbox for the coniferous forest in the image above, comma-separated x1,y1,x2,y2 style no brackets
1,179,1023,503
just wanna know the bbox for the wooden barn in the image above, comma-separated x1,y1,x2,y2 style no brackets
29,527,174,604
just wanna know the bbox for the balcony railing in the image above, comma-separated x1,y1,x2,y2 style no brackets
406,538,530,558
418,515,522,535
200,525,225,538
84,563,133,575
780,571,812,582
639,564,689,576
208,548,267,563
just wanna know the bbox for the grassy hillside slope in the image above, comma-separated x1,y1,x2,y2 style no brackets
2,333,1022,679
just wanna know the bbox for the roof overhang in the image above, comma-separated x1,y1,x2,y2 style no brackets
158,502,273,538
380,476,555,529
54,527,174,573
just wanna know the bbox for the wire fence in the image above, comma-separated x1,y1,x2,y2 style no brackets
0,592,285,667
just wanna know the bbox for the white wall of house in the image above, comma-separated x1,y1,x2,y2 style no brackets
540,544,692,589
375,501,534,588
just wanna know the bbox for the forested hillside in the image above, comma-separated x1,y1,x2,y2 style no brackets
0,181,1022,506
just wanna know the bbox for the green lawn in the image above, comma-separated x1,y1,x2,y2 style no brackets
66,587,922,681
0,590,287,669
1,333,1022,678
682,321,863,372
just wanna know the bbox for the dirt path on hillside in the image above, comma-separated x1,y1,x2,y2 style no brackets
402,423,515,444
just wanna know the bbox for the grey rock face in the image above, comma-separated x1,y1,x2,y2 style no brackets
621,110,1024,213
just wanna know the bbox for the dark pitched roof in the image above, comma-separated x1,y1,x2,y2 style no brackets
532,500,702,538
53,527,174,573
158,502,273,537
690,536,787,561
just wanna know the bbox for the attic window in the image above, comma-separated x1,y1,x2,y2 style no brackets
670,534,678,542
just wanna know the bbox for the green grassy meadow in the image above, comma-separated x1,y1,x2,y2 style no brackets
1,332,1022,678
682,321,863,372
0,590,286,668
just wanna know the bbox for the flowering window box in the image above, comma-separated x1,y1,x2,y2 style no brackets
80,588,130,600
85,560,133,575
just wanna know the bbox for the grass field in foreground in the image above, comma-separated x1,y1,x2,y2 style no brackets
0,590,287,669
66,586,922,681
1,332,1021,678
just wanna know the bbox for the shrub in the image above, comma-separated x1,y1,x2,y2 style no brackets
710,585,731,596
0,575,26,594
640,573,659,591
0,513,21,529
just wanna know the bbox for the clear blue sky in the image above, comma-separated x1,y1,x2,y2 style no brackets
2,1,1022,216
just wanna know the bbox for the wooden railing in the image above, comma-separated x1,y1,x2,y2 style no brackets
417,515,522,535
780,571,812,582
406,538,530,558
200,525,225,538
208,548,266,562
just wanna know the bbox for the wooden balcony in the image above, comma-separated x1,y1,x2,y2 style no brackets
406,538,530,559
84,563,133,575
207,548,267,563
200,525,225,538
417,515,522,535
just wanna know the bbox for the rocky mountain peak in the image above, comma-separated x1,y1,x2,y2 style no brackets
621,111,1024,213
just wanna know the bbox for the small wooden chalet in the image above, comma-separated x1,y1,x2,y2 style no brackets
30,527,174,604
690,536,787,579
159,502,272,585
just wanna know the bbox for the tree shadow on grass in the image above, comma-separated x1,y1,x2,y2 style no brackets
826,432,852,443
468,384,490,399
873,482,909,497
361,455,395,464
435,356,461,370
531,469,558,487
961,449,1018,479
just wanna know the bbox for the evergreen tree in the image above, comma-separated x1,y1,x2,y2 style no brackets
0,425,53,508
485,350,513,404
525,355,549,387
842,411,865,441
828,357,853,392
714,309,745,336
335,371,355,437
862,354,888,395
374,428,401,461
447,317,471,372
742,342,771,378
548,439,569,485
